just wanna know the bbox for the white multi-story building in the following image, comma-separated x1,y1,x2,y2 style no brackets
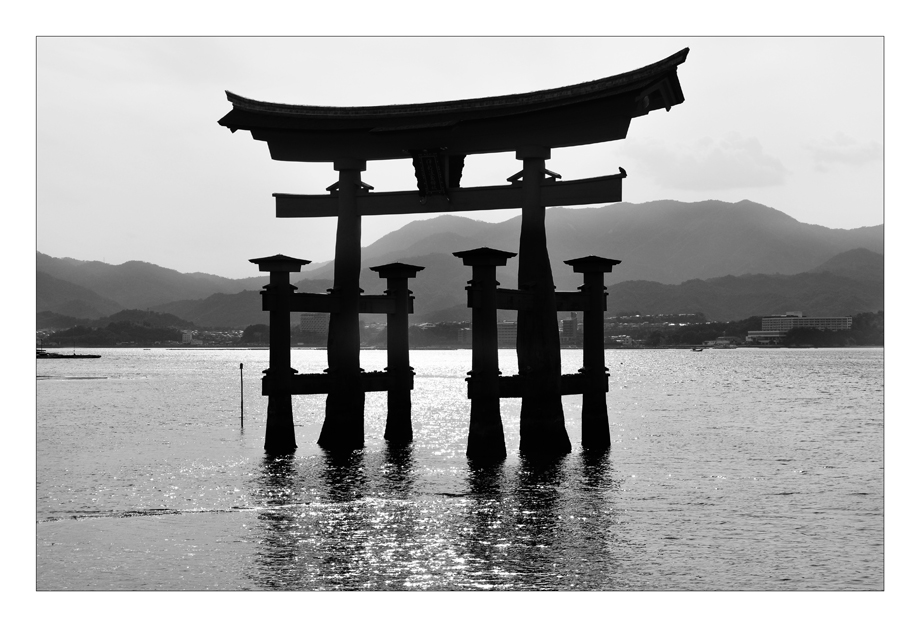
181,331,193,344
300,313,330,334
761,312,852,332
747,312,852,344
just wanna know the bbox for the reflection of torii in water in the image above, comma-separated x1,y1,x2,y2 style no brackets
219,48,689,458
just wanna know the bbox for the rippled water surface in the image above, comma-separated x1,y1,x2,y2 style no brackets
37,347,883,590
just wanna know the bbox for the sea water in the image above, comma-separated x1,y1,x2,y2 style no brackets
36,347,883,590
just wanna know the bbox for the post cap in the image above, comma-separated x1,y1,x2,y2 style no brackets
248,254,311,273
516,146,551,160
452,247,517,267
369,262,425,279
333,158,367,171
563,255,621,274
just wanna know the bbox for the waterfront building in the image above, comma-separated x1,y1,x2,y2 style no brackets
762,312,852,332
747,312,852,344
746,330,787,344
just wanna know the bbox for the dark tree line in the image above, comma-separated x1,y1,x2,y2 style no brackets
241,324,270,344
617,316,764,347
47,321,182,346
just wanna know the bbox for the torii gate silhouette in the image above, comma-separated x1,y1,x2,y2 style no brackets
219,48,688,458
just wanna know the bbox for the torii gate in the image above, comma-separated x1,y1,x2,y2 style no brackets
219,48,688,457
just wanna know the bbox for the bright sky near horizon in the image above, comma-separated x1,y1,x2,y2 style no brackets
37,36,882,279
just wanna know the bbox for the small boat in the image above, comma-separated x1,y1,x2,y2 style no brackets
691,347,705,352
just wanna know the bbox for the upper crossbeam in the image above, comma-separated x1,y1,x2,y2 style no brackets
273,172,625,218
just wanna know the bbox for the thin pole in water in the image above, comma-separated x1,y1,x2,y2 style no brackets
240,363,244,428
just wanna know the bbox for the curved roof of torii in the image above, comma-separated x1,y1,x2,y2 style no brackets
218,47,689,163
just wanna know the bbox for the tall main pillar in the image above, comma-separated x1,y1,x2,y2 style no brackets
370,262,425,444
249,254,310,454
516,147,572,458
565,256,620,450
318,160,366,451
454,247,517,460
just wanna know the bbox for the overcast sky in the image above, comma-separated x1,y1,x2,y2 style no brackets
37,36,882,279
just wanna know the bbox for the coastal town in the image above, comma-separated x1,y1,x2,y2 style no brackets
36,309,883,350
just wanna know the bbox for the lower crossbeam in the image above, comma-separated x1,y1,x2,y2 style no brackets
262,371,414,396
466,371,608,399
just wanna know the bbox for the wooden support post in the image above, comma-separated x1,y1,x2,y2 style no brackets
370,262,425,444
319,160,368,451
454,247,516,460
565,256,621,450
249,254,311,454
516,147,571,458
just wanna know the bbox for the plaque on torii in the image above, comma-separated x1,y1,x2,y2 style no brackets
220,48,688,457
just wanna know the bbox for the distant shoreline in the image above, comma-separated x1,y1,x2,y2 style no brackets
39,345,883,351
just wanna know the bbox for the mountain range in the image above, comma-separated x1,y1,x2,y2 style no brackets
347,199,882,285
36,199,883,327
607,247,883,322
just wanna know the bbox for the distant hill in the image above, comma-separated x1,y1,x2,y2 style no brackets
147,254,483,328
37,310,92,330
150,290,268,329
807,247,883,283
37,252,301,310
148,276,337,328
359,214,497,261
36,271,123,319
37,308,196,331
96,309,196,329
606,249,884,321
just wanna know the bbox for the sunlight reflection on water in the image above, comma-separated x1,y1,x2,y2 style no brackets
37,347,883,590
